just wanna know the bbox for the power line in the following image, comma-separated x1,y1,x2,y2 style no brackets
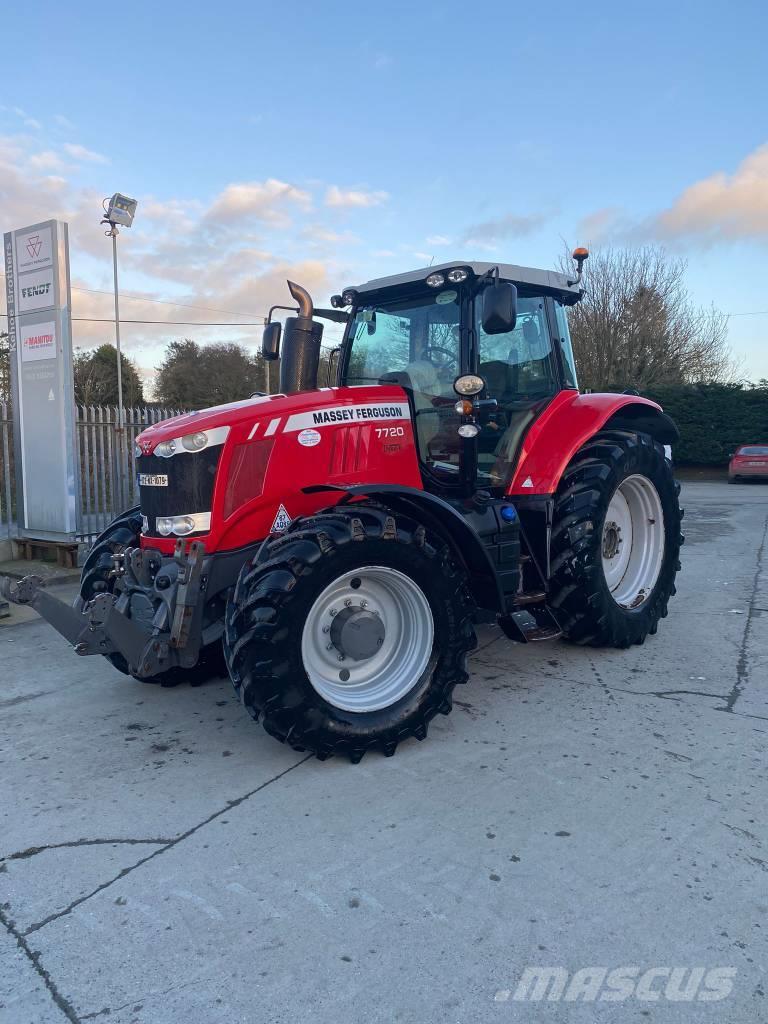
0,311,265,326
0,271,267,320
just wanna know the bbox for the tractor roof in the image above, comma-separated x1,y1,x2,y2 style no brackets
347,261,583,303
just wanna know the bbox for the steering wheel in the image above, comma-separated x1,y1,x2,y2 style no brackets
424,345,457,371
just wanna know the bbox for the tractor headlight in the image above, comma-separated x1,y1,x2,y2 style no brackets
155,440,177,458
458,423,480,438
454,374,485,397
134,443,142,459
173,516,197,536
426,272,445,288
181,431,208,452
151,426,229,458
446,267,469,283
154,512,211,537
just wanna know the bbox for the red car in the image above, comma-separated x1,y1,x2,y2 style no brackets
729,444,768,483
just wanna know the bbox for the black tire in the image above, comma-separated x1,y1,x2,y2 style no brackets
79,507,224,686
548,430,683,648
224,503,476,763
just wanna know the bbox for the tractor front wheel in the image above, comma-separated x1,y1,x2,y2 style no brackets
549,430,683,647
224,504,476,762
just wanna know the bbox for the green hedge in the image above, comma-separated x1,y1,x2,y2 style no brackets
638,384,768,465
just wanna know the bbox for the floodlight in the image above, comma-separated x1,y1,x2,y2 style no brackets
106,193,138,228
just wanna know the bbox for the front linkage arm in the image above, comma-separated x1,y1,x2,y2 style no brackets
0,539,208,678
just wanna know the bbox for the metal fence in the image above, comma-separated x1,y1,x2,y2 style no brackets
0,403,185,543
74,405,186,541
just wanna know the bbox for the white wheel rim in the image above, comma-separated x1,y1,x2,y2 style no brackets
301,566,434,712
601,474,665,609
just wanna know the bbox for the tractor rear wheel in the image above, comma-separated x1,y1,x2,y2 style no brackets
78,507,224,686
224,503,476,762
548,430,683,647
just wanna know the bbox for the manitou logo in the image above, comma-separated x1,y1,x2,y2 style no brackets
25,234,43,259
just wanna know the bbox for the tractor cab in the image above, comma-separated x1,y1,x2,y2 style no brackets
334,260,584,495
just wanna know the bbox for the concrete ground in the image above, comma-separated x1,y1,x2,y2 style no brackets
1,480,766,1023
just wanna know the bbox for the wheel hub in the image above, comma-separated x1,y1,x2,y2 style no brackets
601,474,665,609
330,607,385,661
602,521,622,560
300,566,434,712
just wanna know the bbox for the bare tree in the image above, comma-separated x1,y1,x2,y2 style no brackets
560,246,738,390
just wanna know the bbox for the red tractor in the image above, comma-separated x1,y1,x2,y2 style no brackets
3,251,683,762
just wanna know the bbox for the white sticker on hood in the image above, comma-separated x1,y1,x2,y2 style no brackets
297,428,321,447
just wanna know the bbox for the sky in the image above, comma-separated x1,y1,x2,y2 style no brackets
1,0,767,392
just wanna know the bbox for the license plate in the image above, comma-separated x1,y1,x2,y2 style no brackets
138,473,169,487
748,461,767,466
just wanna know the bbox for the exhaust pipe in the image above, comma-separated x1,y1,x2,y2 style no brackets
279,279,324,394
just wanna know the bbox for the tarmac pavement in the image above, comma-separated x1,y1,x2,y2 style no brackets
0,480,766,1023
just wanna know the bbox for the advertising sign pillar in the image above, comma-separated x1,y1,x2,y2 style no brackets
3,220,77,540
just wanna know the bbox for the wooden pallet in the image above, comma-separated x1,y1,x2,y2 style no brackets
17,538,80,569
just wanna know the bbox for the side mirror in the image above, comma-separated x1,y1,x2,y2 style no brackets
262,322,281,361
481,281,518,335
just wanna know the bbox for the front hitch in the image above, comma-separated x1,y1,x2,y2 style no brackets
0,573,173,677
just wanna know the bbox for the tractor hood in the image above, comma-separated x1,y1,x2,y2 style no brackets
136,392,299,454
136,384,413,456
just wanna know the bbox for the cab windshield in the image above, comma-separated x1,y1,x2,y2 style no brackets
343,285,563,492
345,288,463,482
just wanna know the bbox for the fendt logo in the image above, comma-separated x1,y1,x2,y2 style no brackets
21,282,51,299
25,234,43,259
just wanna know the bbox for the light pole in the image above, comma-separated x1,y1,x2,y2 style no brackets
101,193,138,428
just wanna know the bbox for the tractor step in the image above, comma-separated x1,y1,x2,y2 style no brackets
498,608,562,644
513,589,547,607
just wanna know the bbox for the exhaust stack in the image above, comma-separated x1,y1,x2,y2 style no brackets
279,280,324,394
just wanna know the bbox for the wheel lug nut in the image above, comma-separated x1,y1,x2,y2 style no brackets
337,654,345,662
326,642,334,650
329,608,337,616
344,598,352,607
322,626,330,633
360,600,367,608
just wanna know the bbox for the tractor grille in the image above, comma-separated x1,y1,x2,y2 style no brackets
137,447,222,536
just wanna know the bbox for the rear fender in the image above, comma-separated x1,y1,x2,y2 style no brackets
508,391,679,496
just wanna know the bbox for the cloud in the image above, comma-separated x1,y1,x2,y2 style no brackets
28,150,66,171
426,234,451,247
62,142,109,164
648,143,768,244
0,131,352,386
325,185,388,208
54,114,76,130
460,211,549,247
205,179,311,225
300,224,359,246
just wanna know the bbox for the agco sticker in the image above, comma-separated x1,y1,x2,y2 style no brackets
297,428,321,447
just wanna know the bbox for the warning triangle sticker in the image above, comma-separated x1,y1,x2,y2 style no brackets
522,476,534,488
270,503,292,533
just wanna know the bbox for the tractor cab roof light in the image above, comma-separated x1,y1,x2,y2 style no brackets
425,272,445,288
446,267,469,284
